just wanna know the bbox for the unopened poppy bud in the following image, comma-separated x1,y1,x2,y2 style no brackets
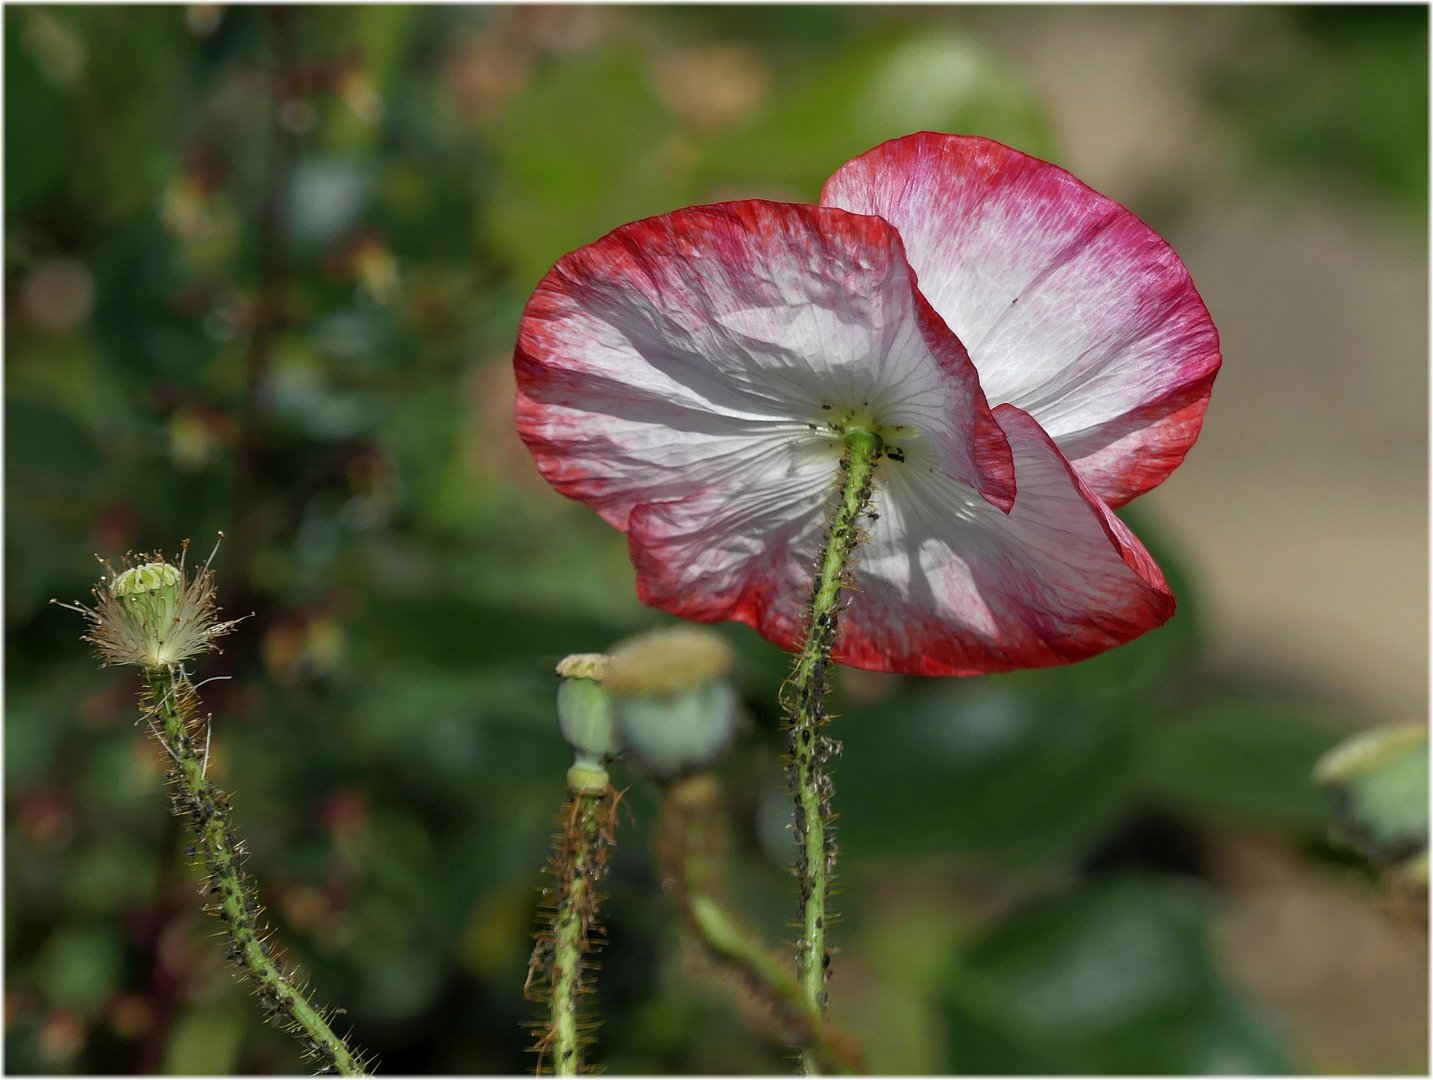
555,653,617,782
1313,723,1426,786
1314,723,1428,864
604,627,743,783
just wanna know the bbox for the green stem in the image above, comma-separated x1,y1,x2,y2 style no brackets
660,778,863,1075
781,429,882,1076
144,668,369,1077
550,794,600,1076
526,782,617,1075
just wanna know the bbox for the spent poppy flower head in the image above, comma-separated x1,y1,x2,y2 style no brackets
514,133,1219,676
53,537,245,671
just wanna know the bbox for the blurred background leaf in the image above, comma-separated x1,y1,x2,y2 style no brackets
696,31,1052,196
1209,5,1429,219
942,877,1289,1074
1143,694,1341,834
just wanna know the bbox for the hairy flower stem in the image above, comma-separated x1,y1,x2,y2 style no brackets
143,667,369,1076
781,429,882,1076
525,781,620,1075
658,775,864,1074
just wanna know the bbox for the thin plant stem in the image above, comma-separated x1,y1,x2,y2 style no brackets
658,776,864,1074
780,429,882,1076
525,783,620,1076
144,666,370,1076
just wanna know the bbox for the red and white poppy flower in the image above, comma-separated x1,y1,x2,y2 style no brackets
515,133,1219,676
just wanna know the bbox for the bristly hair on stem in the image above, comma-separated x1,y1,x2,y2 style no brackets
146,668,372,1076
524,784,621,1076
657,774,864,1074
55,540,371,1076
779,429,882,1076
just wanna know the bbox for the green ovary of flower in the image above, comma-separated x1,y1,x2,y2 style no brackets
112,562,182,637
844,426,884,456
614,680,743,782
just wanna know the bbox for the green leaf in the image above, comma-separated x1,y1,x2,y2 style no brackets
836,681,1137,867
1143,695,1343,832
942,877,1289,1074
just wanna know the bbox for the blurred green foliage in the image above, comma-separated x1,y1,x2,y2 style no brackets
1210,5,1428,219
943,877,1288,1074
4,5,1422,1076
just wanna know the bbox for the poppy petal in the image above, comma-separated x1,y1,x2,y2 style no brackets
627,404,1173,675
821,132,1220,506
837,403,1175,674
514,199,1016,535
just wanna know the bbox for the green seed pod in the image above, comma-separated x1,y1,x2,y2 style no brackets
555,653,618,775
112,562,182,635
604,628,744,783
55,542,243,671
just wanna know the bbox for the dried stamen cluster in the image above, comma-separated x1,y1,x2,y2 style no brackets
54,539,245,671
